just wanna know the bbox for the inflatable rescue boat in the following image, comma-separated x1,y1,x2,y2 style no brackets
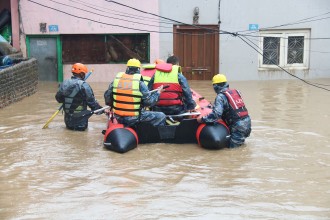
102,88,230,153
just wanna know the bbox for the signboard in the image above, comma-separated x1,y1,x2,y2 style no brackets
37,40,47,46
48,25,59,32
249,24,259,31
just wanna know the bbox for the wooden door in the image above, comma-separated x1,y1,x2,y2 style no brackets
173,25,219,80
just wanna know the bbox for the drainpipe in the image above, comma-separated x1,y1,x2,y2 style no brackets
10,0,20,49
218,0,221,26
218,0,221,74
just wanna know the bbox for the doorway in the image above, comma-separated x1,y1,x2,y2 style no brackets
28,36,59,81
173,25,219,80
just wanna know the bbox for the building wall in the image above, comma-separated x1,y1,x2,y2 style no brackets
159,0,220,61
220,0,330,81
19,0,160,82
18,0,330,82
160,0,330,81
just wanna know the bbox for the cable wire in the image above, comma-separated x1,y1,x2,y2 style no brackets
26,0,330,90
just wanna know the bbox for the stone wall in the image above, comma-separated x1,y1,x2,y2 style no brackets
0,58,38,109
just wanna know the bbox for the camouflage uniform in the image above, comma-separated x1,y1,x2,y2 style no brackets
55,76,102,131
200,83,251,148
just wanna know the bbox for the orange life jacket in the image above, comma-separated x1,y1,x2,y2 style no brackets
112,72,142,116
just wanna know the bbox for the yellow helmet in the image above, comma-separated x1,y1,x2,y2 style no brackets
212,74,227,84
127,58,141,68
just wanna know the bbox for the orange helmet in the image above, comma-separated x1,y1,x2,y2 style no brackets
154,59,165,64
72,63,88,74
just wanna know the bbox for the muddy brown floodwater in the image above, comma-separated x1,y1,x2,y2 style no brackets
1,79,330,219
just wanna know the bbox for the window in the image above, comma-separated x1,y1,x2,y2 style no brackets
106,34,149,64
259,29,310,70
62,35,106,64
62,34,149,64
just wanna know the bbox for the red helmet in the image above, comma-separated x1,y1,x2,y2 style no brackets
72,63,88,74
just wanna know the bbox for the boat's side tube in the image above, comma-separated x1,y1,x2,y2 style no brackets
196,121,230,150
103,124,138,153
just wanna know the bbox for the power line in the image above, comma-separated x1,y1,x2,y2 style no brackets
106,0,330,91
27,0,330,91
29,0,330,40
28,0,228,36
28,0,176,34
106,0,219,33
238,35,330,90
241,34,330,54
238,11,330,34
69,0,174,26
47,0,171,29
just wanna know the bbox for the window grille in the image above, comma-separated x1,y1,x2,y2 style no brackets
263,37,280,65
287,36,304,64
258,29,310,70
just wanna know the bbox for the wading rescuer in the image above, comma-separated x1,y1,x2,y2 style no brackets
104,58,166,127
197,74,251,148
55,63,104,131
148,55,196,115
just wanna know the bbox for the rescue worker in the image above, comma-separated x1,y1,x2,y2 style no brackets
148,55,196,115
197,74,251,148
104,58,166,127
55,63,104,131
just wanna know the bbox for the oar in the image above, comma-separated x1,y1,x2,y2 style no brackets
73,85,169,122
166,112,201,118
42,106,64,129
72,106,110,122
42,69,94,129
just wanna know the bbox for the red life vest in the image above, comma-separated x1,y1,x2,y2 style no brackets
223,89,248,118
152,65,183,106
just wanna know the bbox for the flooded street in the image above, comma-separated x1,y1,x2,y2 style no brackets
1,79,330,219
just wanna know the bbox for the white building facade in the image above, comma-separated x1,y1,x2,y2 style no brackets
159,0,330,81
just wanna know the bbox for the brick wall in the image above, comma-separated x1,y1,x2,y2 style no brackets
0,58,38,109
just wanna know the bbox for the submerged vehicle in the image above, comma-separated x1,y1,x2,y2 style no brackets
102,89,230,153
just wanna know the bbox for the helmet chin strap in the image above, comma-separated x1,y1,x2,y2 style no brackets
73,73,85,80
126,67,140,74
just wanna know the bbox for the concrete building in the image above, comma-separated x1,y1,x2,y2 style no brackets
17,0,160,82
2,0,330,82
159,0,330,81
